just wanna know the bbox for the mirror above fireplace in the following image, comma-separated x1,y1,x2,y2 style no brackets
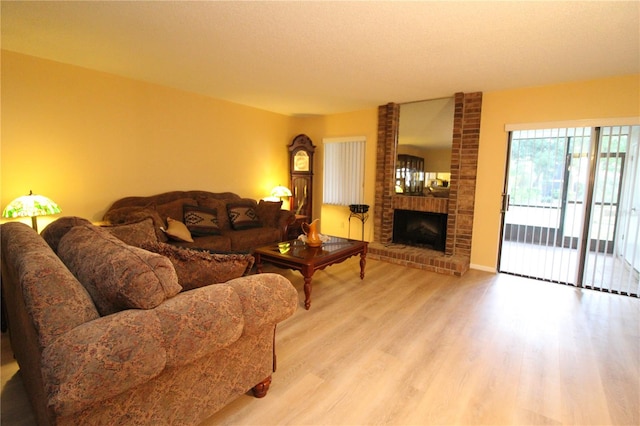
396,97,454,196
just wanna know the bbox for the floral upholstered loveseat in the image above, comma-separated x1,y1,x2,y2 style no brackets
103,190,296,253
0,219,298,425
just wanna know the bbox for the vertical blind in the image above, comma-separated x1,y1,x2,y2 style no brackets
583,126,640,296
323,137,366,206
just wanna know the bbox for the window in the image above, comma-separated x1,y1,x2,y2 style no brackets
323,137,366,206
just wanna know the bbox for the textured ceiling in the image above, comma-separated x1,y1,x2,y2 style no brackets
2,1,639,116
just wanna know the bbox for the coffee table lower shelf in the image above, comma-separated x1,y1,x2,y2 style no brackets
254,237,368,310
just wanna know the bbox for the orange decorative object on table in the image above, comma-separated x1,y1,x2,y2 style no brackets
301,219,322,247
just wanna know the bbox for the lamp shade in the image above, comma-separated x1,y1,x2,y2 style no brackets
2,191,61,219
271,185,292,198
2,191,61,232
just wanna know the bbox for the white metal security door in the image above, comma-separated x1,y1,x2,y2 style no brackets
582,126,639,295
499,126,639,297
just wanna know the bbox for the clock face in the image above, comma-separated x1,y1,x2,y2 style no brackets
294,151,309,172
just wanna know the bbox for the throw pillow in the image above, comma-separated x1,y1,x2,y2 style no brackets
256,199,283,228
57,224,181,316
198,198,232,230
102,207,168,243
183,204,221,236
141,242,255,291
227,200,261,230
102,217,158,247
163,217,194,242
41,216,93,253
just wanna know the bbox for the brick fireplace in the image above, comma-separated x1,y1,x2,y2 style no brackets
368,92,482,276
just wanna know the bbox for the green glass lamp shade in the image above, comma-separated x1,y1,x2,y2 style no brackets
271,185,292,199
2,191,61,231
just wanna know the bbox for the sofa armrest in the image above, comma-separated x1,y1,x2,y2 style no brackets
155,284,244,366
226,273,298,335
41,310,166,417
41,284,246,417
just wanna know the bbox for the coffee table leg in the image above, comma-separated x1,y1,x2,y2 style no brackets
359,251,366,279
303,276,312,310
255,253,263,274
301,266,314,310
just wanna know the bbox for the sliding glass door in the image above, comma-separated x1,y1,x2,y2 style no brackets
499,125,639,297
582,126,639,295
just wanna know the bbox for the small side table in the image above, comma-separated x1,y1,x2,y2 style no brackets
348,204,370,241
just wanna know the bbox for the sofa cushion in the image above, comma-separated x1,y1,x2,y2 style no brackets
154,198,197,225
142,242,255,291
256,199,283,228
225,227,281,252
103,207,168,243
183,204,222,236
170,234,233,253
163,217,194,242
103,217,158,247
41,216,93,253
227,200,261,230
58,224,182,316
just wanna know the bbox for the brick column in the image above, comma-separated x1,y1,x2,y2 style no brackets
374,103,399,243
448,92,482,258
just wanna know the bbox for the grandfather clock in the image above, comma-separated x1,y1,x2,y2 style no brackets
288,134,315,221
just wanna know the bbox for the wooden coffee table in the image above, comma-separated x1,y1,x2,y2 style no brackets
254,236,368,310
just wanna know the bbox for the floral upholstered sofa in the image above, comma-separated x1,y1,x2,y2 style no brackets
0,219,298,425
103,190,296,253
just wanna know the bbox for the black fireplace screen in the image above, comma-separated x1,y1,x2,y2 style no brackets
393,210,447,251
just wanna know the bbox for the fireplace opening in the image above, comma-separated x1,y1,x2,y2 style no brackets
393,209,447,252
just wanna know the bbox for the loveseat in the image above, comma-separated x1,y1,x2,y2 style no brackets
103,190,296,253
1,220,298,425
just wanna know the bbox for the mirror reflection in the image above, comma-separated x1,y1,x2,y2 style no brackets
292,177,309,215
396,97,454,197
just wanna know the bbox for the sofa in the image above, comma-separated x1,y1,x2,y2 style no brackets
1,220,298,425
103,190,296,253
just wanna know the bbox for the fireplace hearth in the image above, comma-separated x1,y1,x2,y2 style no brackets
393,209,447,252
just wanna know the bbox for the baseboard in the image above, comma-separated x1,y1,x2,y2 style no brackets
469,263,497,273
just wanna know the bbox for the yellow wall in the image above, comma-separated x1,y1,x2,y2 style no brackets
293,109,379,240
473,74,640,271
3,51,638,273
1,51,294,226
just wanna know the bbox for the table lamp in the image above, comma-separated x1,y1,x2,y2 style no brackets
2,190,62,232
270,185,292,201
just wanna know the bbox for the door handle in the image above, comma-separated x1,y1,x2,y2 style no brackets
501,193,510,213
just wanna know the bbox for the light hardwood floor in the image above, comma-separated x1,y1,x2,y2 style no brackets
2,259,638,425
